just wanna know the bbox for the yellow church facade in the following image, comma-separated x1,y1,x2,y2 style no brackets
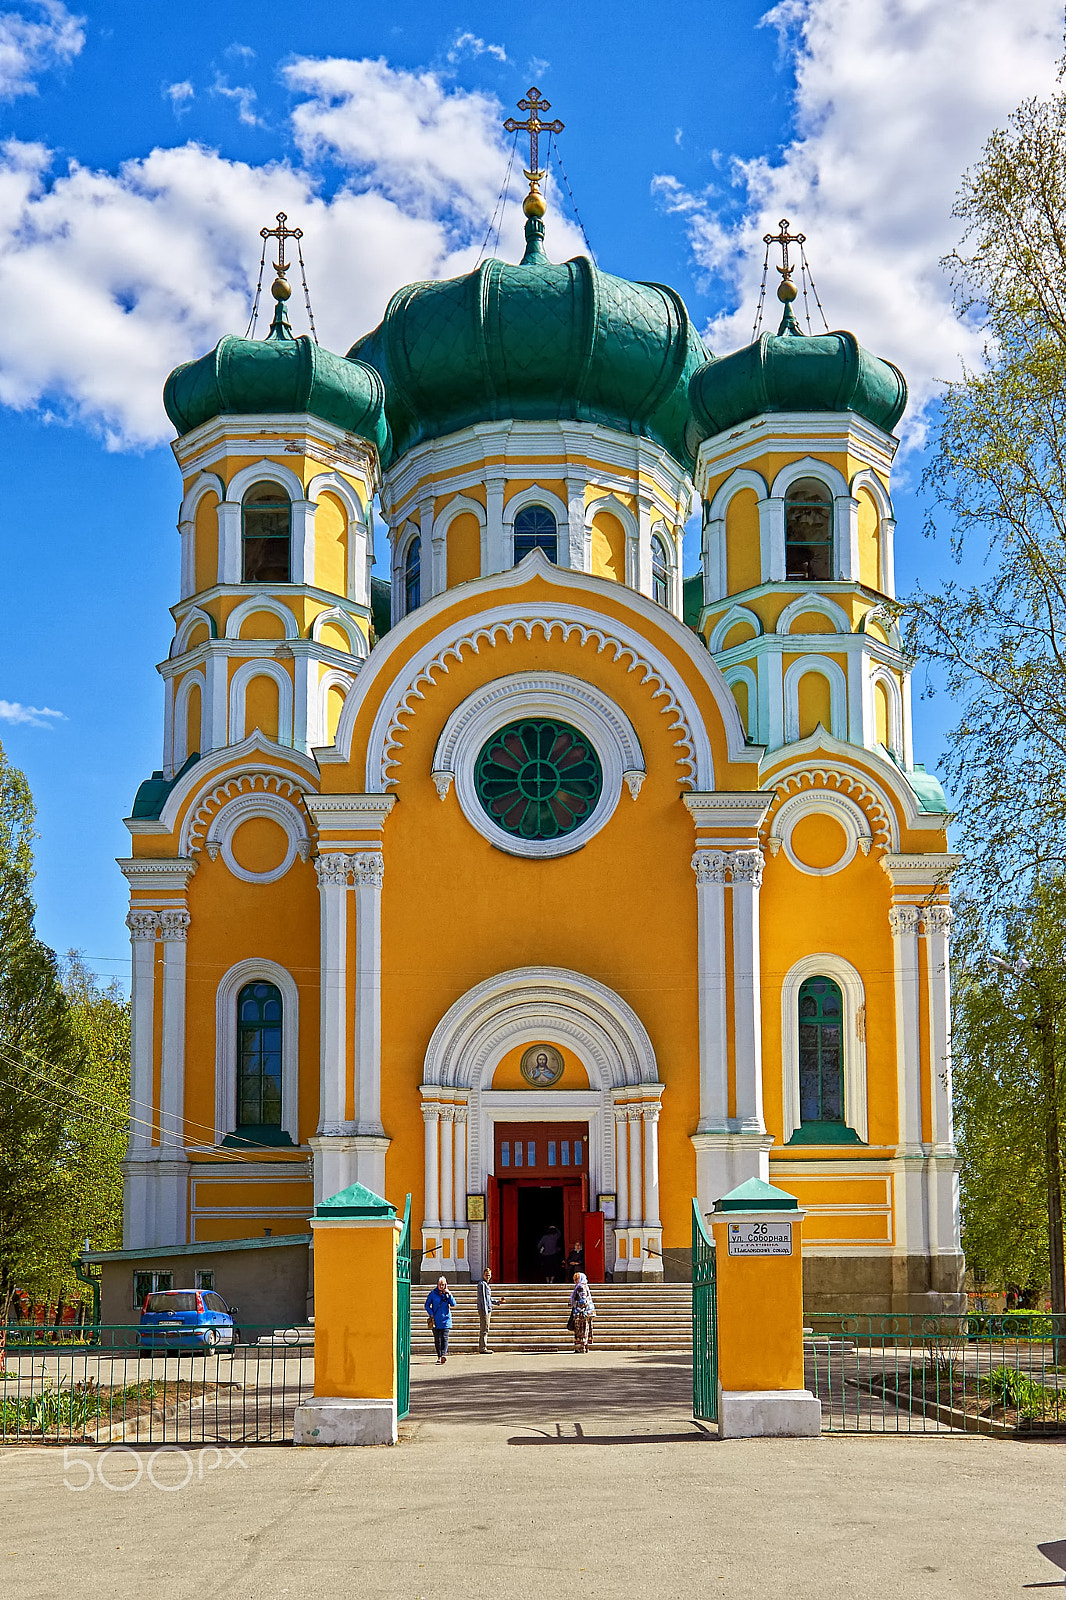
118,173,961,1312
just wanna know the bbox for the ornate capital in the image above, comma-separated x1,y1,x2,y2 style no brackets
691,849,730,885
315,852,351,888
126,910,159,943
421,1103,441,1124
888,905,921,938
923,904,953,938
729,848,764,889
453,1105,468,1125
159,908,191,941
350,851,384,890
439,1104,456,1123
641,1104,661,1125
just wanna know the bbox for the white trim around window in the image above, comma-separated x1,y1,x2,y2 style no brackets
780,953,868,1145
214,958,300,1145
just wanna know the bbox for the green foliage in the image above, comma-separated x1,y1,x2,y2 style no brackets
0,738,129,1315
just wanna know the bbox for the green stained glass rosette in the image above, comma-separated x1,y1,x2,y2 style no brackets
475,719,602,841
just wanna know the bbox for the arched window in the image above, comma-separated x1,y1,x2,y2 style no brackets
651,534,670,607
513,504,557,564
404,535,421,613
785,479,833,581
242,485,291,583
797,975,844,1126
236,981,283,1130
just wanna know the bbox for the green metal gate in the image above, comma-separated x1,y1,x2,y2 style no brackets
692,1198,718,1422
396,1194,412,1421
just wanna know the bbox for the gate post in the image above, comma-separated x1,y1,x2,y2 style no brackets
709,1177,820,1439
294,1182,402,1446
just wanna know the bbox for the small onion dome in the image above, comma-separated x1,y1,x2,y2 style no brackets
349,214,708,472
163,296,390,455
688,302,907,444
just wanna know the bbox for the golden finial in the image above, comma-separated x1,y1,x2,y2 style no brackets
504,87,564,220
763,218,805,302
261,211,303,302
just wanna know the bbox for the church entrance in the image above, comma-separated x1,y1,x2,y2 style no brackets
488,1122,605,1282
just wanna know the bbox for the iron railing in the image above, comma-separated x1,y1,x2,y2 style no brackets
691,1199,718,1422
397,1194,412,1422
806,1312,1066,1434
0,1324,312,1445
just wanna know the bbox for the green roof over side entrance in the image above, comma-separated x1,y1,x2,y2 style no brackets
715,1177,799,1212
315,1182,396,1219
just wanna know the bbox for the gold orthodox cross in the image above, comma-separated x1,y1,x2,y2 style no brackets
763,218,805,284
504,87,564,179
261,211,303,279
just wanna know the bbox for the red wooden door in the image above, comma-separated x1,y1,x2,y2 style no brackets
487,1173,500,1281
501,1182,518,1282
583,1211,606,1283
563,1184,584,1262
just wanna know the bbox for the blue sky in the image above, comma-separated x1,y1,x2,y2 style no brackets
0,0,1062,987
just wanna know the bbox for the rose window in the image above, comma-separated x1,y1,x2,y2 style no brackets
474,719,603,841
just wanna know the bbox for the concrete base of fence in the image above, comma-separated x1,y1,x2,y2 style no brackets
718,1387,821,1439
293,1396,398,1447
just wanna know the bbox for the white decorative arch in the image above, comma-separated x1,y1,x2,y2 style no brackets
353,603,715,792
225,595,299,641
430,671,646,858
860,606,902,651
871,668,904,758
849,467,893,520
709,604,763,654
706,467,769,523
766,786,873,875
214,957,300,1147
424,967,660,1091
205,788,311,884
723,665,758,742
585,493,638,541
171,607,216,658
178,471,225,526
173,669,207,768
780,953,868,1144
305,471,366,524
310,607,367,657
760,758,900,854
769,455,850,502
223,459,304,504
504,484,569,567
783,654,849,743
229,659,295,747
777,593,851,636
391,520,422,625
437,493,486,536
316,668,355,749
178,756,314,853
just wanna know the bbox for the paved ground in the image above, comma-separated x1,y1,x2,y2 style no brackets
2,1350,1064,1599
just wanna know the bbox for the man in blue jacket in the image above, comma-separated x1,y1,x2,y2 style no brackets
424,1276,456,1364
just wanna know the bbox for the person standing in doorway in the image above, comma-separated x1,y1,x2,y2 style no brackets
424,1276,456,1364
476,1267,503,1353
570,1271,596,1353
565,1238,585,1279
537,1222,563,1283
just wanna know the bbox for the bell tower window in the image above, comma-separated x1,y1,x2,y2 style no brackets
785,479,833,581
404,535,421,613
651,535,670,607
242,485,291,583
513,505,557,565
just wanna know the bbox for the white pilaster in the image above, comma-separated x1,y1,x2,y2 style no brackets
453,1106,468,1225
422,1100,441,1227
730,848,765,1134
703,515,726,604
565,475,587,570
484,472,507,574
440,1107,455,1228
205,652,228,752
290,499,317,586
178,518,195,600
217,500,241,583
351,851,386,1143
636,494,653,596
836,495,860,581
125,912,158,1157
923,904,960,1258
157,908,191,1246
759,497,785,582
614,1101,630,1225
642,1103,661,1227
627,1109,643,1227
888,902,926,1261
691,849,730,1132
315,853,350,1137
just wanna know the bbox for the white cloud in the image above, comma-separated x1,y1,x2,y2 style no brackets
225,42,256,63
447,31,508,65
0,0,83,99
0,700,64,726
654,0,1064,440
211,75,263,128
164,80,193,109
0,59,584,446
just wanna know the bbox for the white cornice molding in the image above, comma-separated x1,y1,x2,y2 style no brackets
171,413,381,491
694,411,897,493
683,791,775,832
880,852,961,887
303,794,397,835
159,636,365,681
171,583,371,626
117,856,198,890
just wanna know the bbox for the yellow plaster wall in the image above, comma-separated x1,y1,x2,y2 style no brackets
721,621,756,651
857,490,882,591
319,622,352,653
796,671,833,739
314,492,347,596
875,680,891,747
788,611,837,635
590,513,625,582
184,622,210,652
326,684,346,742
492,1043,591,1091
730,678,750,735
229,817,290,875
726,489,762,594
194,494,219,594
447,512,482,587
239,610,286,641
243,674,280,740
504,479,565,510
185,683,202,756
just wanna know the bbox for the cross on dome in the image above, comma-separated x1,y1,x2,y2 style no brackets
261,211,303,302
504,86,564,181
763,217,805,304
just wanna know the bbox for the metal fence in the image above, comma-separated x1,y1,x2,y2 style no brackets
806,1313,1066,1434
691,1199,718,1422
0,1325,312,1445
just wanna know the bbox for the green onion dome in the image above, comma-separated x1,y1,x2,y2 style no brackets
349,214,709,472
688,302,907,444
164,298,390,455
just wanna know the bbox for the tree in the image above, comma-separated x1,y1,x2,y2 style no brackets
0,740,129,1319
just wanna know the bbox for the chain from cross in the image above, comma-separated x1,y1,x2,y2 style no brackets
261,211,303,278
504,87,564,178
763,217,805,281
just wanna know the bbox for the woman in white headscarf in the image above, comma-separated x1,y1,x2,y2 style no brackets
569,1272,596,1354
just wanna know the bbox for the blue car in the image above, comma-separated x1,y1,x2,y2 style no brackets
139,1289,238,1354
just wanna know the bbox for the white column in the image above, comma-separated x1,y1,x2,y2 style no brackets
889,905,924,1154
614,1101,630,1224
162,676,176,778
642,1103,661,1227
157,907,191,1247
923,906,954,1148
217,499,241,583
315,853,350,1135
439,1107,455,1228
881,516,897,599
422,1102,441,1227
292,652,311,753
836,494,861,581
453,1106,468,1224
125,912,158,1156
758,497,785,582
178,518,195,599
290,499,317,586
351,851,386,1139
564,476,586,570
691,850,730,1132
702,515,725,604
730,849,766,1133
636,494,653,596
484,473,507,574
627,1109,643,1227
204,651,228,752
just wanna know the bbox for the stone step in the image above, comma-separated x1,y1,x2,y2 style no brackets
412,1282,693,1352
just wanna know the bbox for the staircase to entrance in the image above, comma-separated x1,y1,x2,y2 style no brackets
412,1282,691,1354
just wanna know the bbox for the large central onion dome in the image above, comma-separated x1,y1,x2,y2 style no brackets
350,208,708,472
